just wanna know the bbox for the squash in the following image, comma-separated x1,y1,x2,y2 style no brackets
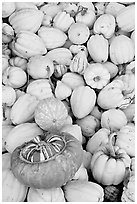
72,165,88,181
10,31,47,58
77,2,95,11
116,5,135,32
122,103,135,122
86,128,110,154
87,34,109,63
2,153,28,202
105,2,125,17
10,93,39,125
2,125,14,152
38,26,67,50
70,86,96,119
2,66,27,88
68,23,90,44
82,150,92,170
2,43,11,56
2,2,16,18
53,11,74,32
27,55,54,79
63,180,104,202
2,105,12,126
2,55,9,73
42,14,53,27
54,64,68,78
69,44,88,56
15,2,38,11
84,63,110,89
90,105,103,120
34,97,68,132
61,72,85,90
9,9,44,33
93,14,115,39
110,35,134,65
11,132,83,189
46,48,72,66
94,2,106,16
40,3,62,18
2,85,16,107
76,115,100,137
55,80,72,100
70,50,88,75
5,122,43,153
131,31,135,44
2,23,14,43
90,133,131,185
101,109,127,131
9,57,28,71
27,187,65,202
103,61,118,79
26,79,53,100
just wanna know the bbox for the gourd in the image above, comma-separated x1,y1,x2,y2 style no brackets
40,3,62,18
72,165,88,181
2,125,14,152
27,55,54,79
94,2,106,16
2,153,28,202
90,133,131,185
70,86,96,119
10,93,39,125
2,55,9,73
82,150,92,170
15,2,38,11
53,11,74,32
27,187,65,202
38,26,68,49
9,57,28,71
90,105,103,120
2,23,14,43
93,14,115,39
9,9,44,33
101,109,127,131
2,66,27,88
84,63,110,89
34,97,68,132
5,122,43,153
116,5,135,32
54,64,68,78
63,180,104,202
87,34,109,63
2,2,16,18
122,103,135,122
10,31,47,58
77,2,95,11
103,61,118,79
105,2,125,17
2,105,12,126
2,85,16,106
110,35,134,65
11,132,83,189
69,44,88,56
55,80,72,100
68,23,90,44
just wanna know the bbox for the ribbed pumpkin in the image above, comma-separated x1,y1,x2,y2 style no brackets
34,97,68,132
70,86,96,119
9,9,44,33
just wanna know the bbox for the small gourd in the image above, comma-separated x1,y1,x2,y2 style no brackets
105,2,125,17
103,61,118,79
2,85,16,107
53,64,68,78
9,57,28,71
55,80,72,100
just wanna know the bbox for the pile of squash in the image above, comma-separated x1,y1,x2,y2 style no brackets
2,1,135,202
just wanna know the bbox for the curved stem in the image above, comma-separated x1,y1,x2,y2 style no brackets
108,133,117,157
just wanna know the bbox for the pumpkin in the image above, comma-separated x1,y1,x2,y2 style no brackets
34,97,68,132
9,9,44,33
55,80,72,100
10,93,39,125
10,31,47,58
9,57,28,71
115,124,135,157
122,103,135,122
2,23,14,43
101,108,127,131
84,63,110,89
11,132,83,189
2,55,9,73
26,79,53,100
53,11,74,32
46,48,72,66
2,153,28,202
15,2,38,11
72,165,88,181
76,115,100,137
2,85,16,107
110,35,135,65
27,55,54,79
68,23,90,44
86,128,110,154
40,3,62,18
105,2,125,17
90,133,131,185
2,66,27,88
38,26,67,50
70,50,88,75
2,2,16,18
61,72,85,90
2,125,14,152
116,5,135,32
70,86,96,119
63,180,104,202
103,61,118,79
27,187,65,202
93,14,115,39
5,122,43,153
87,34,109,63
54,64,68,78
69,44,88,56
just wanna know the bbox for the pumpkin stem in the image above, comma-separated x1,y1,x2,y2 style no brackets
108,133,116,157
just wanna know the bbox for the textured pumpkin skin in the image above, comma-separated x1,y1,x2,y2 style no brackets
5,122,43,153
2,153,28,202
70,86,96,119
9,9,44,33
34,97,68,131
27,187,65,202
63,180,104,202
11,132,83,189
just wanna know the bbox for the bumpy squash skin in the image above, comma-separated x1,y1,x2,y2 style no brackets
11,132,83,189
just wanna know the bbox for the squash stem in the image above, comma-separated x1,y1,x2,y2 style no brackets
108,133,116,157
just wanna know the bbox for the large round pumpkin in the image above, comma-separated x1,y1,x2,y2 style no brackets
34,97,68,132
